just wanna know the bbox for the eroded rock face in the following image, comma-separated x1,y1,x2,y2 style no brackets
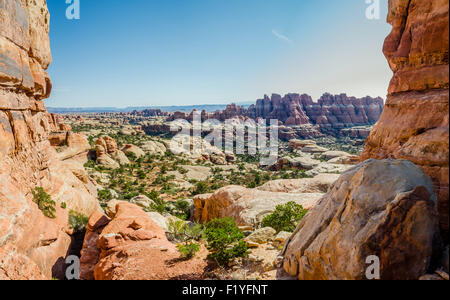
0,0,100,279
91,203,207,280
282,159,439,280
361,0,449,240
167,93,383,138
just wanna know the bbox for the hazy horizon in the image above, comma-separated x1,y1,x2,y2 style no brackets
46,0,392,108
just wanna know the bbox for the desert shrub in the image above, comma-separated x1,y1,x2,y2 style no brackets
165,150,175,159
172,199,191,220
149,197,169,214
98,189,113,202
193,181,209,195
204,217,248,265
185,223,204,241
262,201,308,233
177,242,200,259
69,210,89,232
32,187,56,219
147,190,159,201
60,202,67,209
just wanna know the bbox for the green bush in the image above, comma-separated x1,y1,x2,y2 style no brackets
32,187,56,219
168,219,204,241
98,189,113,202
69,210,89,232
262,201,307,233
189,224,204,240
125,152,137,161
204,217,248,265
193,181,209,195
137,169,146,179
177,242,200,259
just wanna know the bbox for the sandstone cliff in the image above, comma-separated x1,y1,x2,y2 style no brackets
0,0,99,279
361,0,449,241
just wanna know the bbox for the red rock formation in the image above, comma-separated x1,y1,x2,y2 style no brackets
0,0,100,279
85,203,208,280
165,93,384,138
361,0,449,241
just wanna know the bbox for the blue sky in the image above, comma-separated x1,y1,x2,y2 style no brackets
46,0,392,108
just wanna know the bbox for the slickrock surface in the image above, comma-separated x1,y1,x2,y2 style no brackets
90,203,208,280
283,159,439,280
193,174,339,227
361,0,449,240
0,0,99,279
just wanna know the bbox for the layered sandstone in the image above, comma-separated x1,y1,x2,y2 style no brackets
0,0,99,279
361,0,449,240
167,93,384,138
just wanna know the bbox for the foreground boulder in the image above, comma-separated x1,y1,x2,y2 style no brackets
282,159,439,280
86,203,207,280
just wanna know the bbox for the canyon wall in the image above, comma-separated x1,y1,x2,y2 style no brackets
167,93,384,138
0,0,99,279
361,0,449,241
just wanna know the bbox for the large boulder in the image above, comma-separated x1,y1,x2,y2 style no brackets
282,159,439,280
